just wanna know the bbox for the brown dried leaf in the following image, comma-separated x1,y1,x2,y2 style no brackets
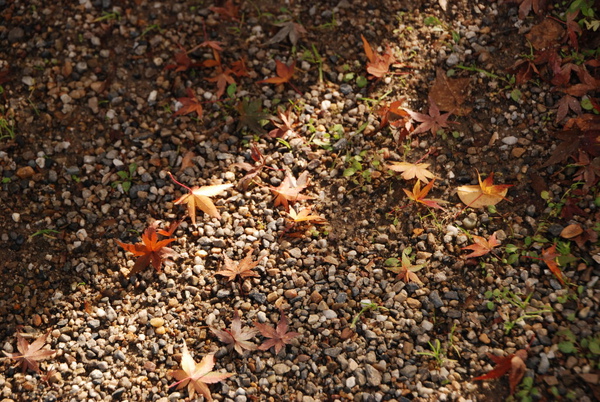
429,68,471,115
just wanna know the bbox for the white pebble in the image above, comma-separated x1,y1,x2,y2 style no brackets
502,136,518,145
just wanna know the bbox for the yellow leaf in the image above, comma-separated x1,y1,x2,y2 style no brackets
457,172,511,208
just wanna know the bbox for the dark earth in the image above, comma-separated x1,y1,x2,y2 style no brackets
1,0,599,401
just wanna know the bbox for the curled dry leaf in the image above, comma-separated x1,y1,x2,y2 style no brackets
457,171,512,208
257,60,295,85
560,223,583,239
288,205,327,224
361,34,397,79
169,342,233,401
270,171,313,212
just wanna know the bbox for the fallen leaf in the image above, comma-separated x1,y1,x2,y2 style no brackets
287,205,327,224
258,60,296,85
406,97,453,136
560,224,583,239
267,20,307,46
404,179,447,210
170,172,232,224
209,0,239,21
179,151,196,172
211,310,259,355
525,18,564,50
237,99,272,134
269,109,297,139
462,232,501,258
473,349,528,395
169,342,233,401
173,88,203,118
457,172,512,208
429,67,471,115
116,221,179,276
255,312,300,355
388,161,435,183
215,248,264,282
3,327,56,373
541,245,566,285
385,249,425,285
270,171,313,212
361,34,397,79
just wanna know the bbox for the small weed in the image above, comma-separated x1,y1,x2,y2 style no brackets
0,116,15,140
485,288,553,334
350,300,388,329
301,44,324,83
112,163,137,192
29,229,60,239
510,376,541,402
94,11,120,22
557,329,600,368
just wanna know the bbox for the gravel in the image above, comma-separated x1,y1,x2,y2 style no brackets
1,0,599,401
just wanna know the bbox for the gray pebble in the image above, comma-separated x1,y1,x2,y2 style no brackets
400,364,418,378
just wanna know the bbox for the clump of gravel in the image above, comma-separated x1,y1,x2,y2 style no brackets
1,0,598,401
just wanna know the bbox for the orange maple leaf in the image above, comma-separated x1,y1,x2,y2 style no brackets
462,232,501,258
173,89,203,118
117,221,179,276
361,34,397,79
258,60,296,85
473,349,528,395
403,179,447,210
457,171,512,208
385,249,425,285
254,312,300,355
169,172,232,224
215,248,264,283
270,171,313,212
541,244,566,285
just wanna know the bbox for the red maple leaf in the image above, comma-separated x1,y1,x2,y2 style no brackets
473,349,528,395
254,312,300,355
164,44,203,72
406,97,453,136
268,109,297,139
209,0,239,21
116,221,179,276
173,88,203,118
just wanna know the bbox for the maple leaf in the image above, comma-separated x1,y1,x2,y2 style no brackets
541,244,566,285
3,327,56,374
164,44,203,72
565,10,582,51
555,93,581,123
573,151,600,189
388,161,435,183
429,67,472,115
117,221,179,277
457,172,512,208
258,60,296,85
173,88,203,118
267,20,307,46
406,97,453,136
209,0,239,21
169,342,233,401
287,205,327,224
403,179,447,210
385,248,425,285
169,172,232,224
462,232,501,259
377,99,411,130
473,349,528,395
210,310,259,355
255,312,300,355
268,109,297,139
361,34,397,79
236,98,272,134
215,248,264,282
270,171,313,212
232,144,269,190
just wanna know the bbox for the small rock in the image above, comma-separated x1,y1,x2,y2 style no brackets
273,363,290,375
479,333,491,344
365,364,382,386
16,166,35,179
400,364,418,378
446,53,460,66
502,136,518,145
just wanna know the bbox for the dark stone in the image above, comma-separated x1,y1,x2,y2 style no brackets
8,27,25,43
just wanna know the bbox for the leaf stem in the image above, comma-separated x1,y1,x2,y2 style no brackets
168,172,193,193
